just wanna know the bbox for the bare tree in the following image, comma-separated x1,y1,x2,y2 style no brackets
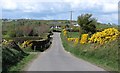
22,25,33,37
36,24,49,37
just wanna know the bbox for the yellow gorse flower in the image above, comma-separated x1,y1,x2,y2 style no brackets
67,38,76,41
67,38,79,45
2,39,13,45
62,29,67,36
21,40,33,48
89,28,120,45
80,34,88,44
74,38,79,45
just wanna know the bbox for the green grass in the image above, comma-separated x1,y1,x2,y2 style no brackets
67,32,79,38
0,46,2,73
96,23,118,29
52,28,62,32
22,47,34,52
61,33,119,71
8,53,39,71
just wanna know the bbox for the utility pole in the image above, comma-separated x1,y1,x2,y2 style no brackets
70,11,73,26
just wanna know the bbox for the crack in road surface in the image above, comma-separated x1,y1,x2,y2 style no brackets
26,32,105,71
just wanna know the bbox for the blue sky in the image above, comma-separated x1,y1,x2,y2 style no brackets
1,0,119,24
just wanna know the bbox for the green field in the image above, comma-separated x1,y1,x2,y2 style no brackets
67,32,79,38
96,23,118,29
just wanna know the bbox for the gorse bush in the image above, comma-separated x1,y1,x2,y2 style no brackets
63,28,120,45
62,29,67,36
89,28,120,45
67,38,76,41
80,34,88,44
21,40,33,48
67,38,79,43
61,27,119,71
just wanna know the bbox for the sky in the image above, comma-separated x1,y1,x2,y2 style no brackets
1,0,119,24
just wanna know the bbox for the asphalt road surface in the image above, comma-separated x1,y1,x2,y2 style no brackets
26,32,105,71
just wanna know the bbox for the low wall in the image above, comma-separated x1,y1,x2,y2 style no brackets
31,37,52,52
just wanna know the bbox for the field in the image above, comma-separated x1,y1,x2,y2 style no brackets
67,32,79,38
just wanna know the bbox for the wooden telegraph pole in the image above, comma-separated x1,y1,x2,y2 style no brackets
69,11,74,30
70,11,73,25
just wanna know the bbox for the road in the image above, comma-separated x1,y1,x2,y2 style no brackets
26,32,105,71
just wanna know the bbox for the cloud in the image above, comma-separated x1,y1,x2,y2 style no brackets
102,3,117,13
64,0,118,13
2,0,17,10
2,0,119,13
97,13,118,24
18,3,43,12
1,0,119,24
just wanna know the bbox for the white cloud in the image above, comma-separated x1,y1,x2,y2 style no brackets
1,0,119,24
102,3,117,13
2,0,119,13
70,0,101,9
18,3,43,12
2,0,17,10
64,0,118,13
98,13,118,24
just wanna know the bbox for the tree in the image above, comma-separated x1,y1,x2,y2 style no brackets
65,24,69,28
36,24,49,37
22,25,33,37
7,29,16,37
77,14,97,34
15,26,24,37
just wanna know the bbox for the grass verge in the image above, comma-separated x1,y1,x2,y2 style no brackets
60,33,118,71
67,32,79,38
8,53,39,71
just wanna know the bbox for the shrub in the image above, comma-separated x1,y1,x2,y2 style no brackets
77,14,97,34
2,40,28,71
71,26,80,32
89,28,120,45
67,38,79,45
62,29,67,36
80,34,88,44
21,40,33,48
7,30,16,37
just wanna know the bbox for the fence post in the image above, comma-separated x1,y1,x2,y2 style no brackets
34,46,36,52
41,45,42,49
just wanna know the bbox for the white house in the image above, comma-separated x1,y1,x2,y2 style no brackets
74,24,80,27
